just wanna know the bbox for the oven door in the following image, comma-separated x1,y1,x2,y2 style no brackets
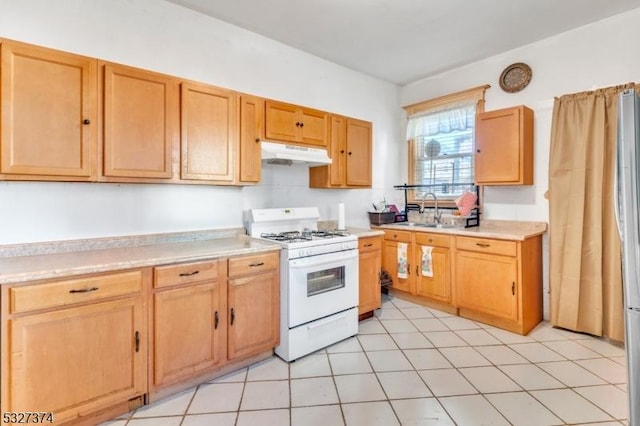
287,249,358,328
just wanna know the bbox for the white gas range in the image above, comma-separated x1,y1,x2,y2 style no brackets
245,207,359,361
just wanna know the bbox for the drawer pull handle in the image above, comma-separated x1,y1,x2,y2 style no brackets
249,262,265,267
230,308,235,326
214,311,219,329
512,282,515,295
69,286,99,294
416,265,419,276
476,243,491,248
135,331,140,353
364,243,373,247
179,270,200,277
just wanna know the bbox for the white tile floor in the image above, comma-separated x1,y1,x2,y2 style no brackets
101,295,629,425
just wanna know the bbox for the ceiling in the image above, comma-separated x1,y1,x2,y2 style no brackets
166,0,640,85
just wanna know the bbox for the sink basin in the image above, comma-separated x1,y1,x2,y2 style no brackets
395,222,460,229
421,223,459,229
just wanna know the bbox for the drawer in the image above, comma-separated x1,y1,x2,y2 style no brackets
228,251,279,278
358,236,382,252
154,260,219,288
10,270,143,314
415,232,450,248
384,230,412,243
456,236,517,256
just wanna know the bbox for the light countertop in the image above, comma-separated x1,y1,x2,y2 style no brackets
374,219,547,241
0,230,281,285
347,227,385,238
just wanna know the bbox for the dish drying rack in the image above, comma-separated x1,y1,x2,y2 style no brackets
393,183,481,228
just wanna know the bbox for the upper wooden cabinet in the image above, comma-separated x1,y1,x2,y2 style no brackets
0,39,97,181
475,105,533,185
0,38,376,187
181,82,237,183
265,100,328,147
238,94,264,184
309,116,372,188
100,62,179,181
345,118,372,186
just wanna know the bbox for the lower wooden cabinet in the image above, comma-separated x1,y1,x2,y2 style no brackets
358,236,383,316
382,230,414,294
455,235,542,334
379,227,543,334
414,233,451,304
228,269,279,359
1,250,280,425
1,269,148,425
151,252,279,393
152,260,225,389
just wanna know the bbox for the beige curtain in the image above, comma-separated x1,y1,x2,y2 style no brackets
549,84,630,342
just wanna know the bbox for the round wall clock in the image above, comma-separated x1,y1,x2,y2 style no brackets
499,62,532,93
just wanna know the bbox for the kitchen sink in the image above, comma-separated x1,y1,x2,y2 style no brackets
395,222,460,229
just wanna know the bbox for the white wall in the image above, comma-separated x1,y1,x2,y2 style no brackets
0,0,402,244
400,7,640,318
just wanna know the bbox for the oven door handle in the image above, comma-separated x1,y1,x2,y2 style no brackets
289,249,358,269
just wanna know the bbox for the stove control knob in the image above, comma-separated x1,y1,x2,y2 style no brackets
341,243,350,250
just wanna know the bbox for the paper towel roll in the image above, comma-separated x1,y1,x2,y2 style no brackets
338,203,346,230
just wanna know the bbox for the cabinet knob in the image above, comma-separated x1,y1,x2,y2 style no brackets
300,122,304,128
340,150,345,154
348,151,352,155
82,119,91,125
255,138,260,143
476,149,481,153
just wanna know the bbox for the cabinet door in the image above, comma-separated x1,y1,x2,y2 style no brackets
153,281,224,388
415,245,450,303
475,106,533,185
102,63,178,179
382,240,413,294
345,118,372,186
265,100,299,143
6,297,146,424
0,40,97,180
228,270,279,360
456,250,518,321
299,107,328,147
358,239,382,314
329,115,347,185
181,82,237,182
239,95,264,183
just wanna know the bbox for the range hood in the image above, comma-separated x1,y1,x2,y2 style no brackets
261,141,332,167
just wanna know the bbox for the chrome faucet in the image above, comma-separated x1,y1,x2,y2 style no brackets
419,192,442,224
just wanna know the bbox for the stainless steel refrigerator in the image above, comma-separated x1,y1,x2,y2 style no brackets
616,88,640,426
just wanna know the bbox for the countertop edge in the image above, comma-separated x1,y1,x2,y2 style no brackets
348,228,385,238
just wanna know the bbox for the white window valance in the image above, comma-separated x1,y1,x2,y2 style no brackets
406,103,475,140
